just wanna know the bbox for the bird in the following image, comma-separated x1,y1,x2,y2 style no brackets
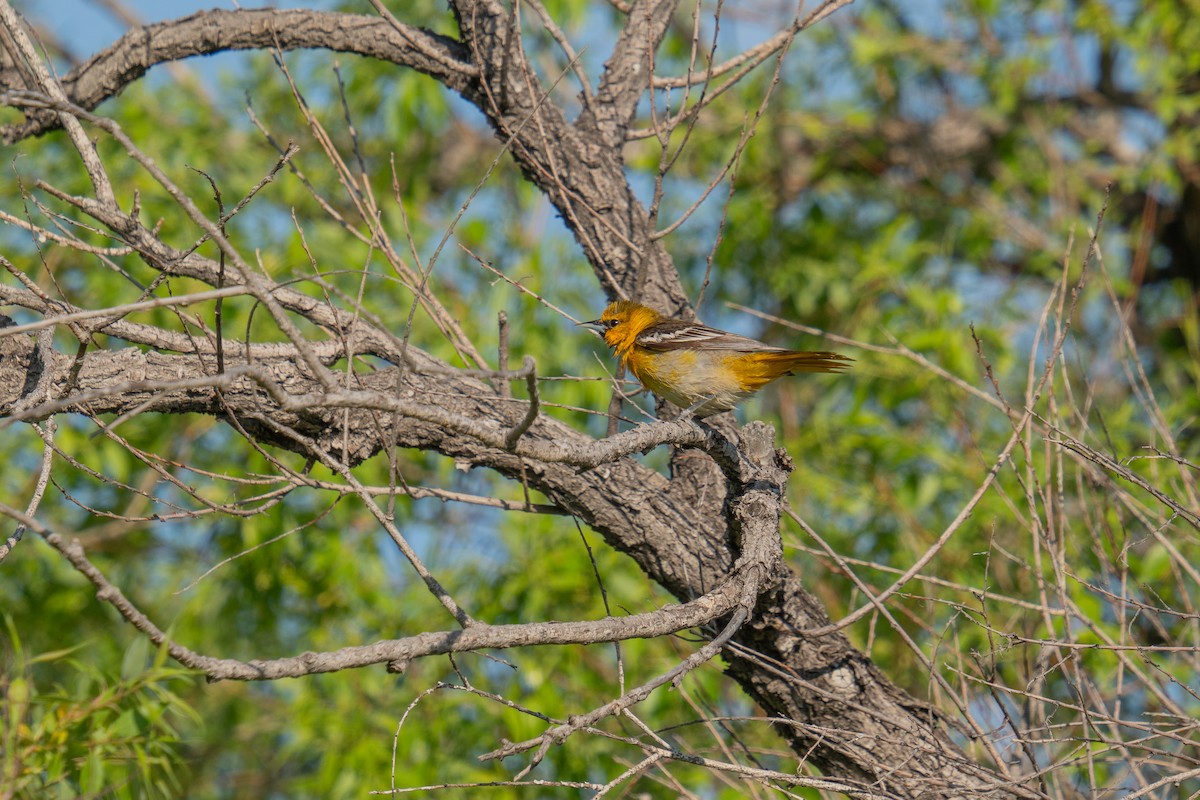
582,300,851,418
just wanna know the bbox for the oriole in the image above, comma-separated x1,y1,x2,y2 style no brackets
583,300,851,418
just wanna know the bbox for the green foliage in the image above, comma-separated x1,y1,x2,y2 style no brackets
1,618,196,798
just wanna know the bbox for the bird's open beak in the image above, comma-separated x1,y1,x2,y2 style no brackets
578,319,605,335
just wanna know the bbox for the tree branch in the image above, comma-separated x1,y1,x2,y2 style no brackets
0,8,475,145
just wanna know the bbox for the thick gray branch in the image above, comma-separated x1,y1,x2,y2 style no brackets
0,9,473,144
590,0,679,146
444,0,693,312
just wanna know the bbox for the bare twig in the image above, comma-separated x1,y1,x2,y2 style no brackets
503,356,540,449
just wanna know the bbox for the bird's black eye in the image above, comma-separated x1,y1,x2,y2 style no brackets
604,319,619,329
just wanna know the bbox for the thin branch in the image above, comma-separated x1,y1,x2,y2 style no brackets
503,356,540,449
0,418,54,562
0,0,115,203
0,285,252,338
3,498,765,681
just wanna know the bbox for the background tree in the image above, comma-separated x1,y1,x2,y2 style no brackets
2,0,1197,798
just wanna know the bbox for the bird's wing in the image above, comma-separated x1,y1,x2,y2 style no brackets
635,319,781,352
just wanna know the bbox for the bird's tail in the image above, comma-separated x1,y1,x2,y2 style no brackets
735,350,853,391
763,350,854,374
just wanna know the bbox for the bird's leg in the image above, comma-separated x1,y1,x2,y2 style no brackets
678,395,717,421
661,400,713,445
